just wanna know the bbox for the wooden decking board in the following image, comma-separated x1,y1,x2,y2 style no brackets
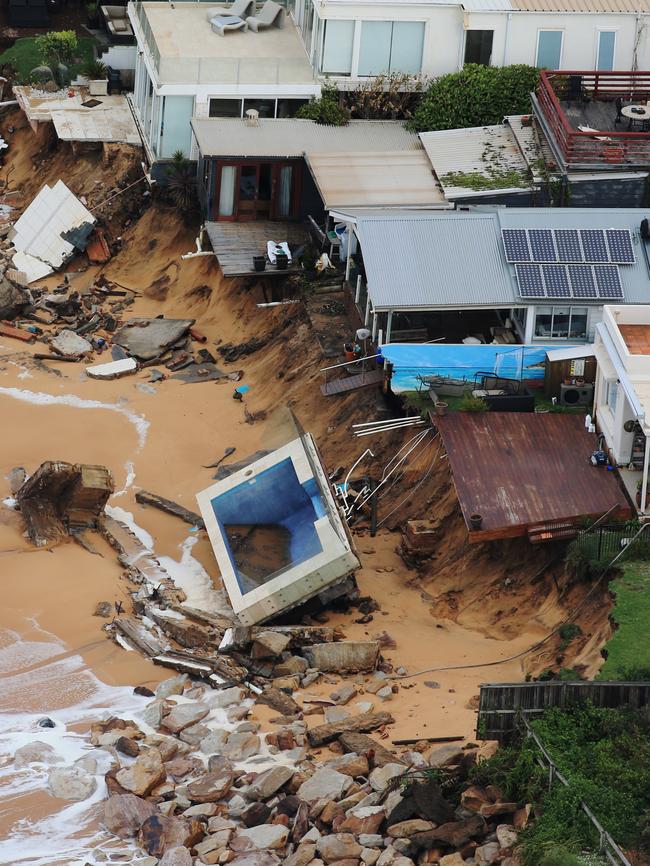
205,220,309,277
321,369,384,396
434,412,632,542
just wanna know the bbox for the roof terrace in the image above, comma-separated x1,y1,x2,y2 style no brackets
129,1,316,86
533,70,650,170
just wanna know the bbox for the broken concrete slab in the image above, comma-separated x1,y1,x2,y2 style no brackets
51,329,93,357
304,642,379,674
113,318,195,361
16,461,114,547
0,278,29,320
171,362,227,384
135,490,204,529
86,357,138,380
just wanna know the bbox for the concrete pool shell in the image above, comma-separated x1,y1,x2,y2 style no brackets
196,435,360,625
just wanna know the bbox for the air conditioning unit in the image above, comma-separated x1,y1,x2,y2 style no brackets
560,382,594,407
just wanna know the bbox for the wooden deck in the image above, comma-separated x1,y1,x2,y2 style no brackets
205,220,309,278
433,412,632,543
321,369,384,396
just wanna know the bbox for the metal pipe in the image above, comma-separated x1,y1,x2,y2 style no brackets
355,421,425,437
354,416,423,428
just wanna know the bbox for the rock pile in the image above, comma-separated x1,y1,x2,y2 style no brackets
49,673,530,866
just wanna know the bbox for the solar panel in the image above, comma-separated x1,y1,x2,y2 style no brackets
529,229,557,262
554,229,583,263
515,264,545,297
605,229,635,264
542,264,571,297
502,229,530,262
594,264,623,299
580,229,610,263
567,264,598,298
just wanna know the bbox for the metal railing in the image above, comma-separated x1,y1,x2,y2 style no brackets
520,715,633,866
536,70,650,168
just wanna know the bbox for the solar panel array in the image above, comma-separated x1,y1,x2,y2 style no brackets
502,227,634,301
502,228,635,264
514,263,623,300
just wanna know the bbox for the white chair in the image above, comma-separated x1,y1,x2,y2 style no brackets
246,0,285,31
205,0,255,21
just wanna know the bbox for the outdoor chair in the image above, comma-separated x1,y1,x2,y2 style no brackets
614,97,623,126
210,15,248,35
205,0,255,21
246,0,286,32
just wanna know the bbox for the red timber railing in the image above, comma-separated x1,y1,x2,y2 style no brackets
535,69,650,168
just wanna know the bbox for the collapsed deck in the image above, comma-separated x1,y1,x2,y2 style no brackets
433,412,632,542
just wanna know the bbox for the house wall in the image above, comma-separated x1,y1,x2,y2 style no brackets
595,352,634,463
568,175,649,208
99,44,137,88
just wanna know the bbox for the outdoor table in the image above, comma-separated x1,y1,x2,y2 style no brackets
621,104,650,129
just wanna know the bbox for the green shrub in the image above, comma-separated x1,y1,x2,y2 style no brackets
558,623,582,651
459,393,489,412
83,59,106,79
296,85,349,126
35,30,78,69
539,846,586,866
165,150,198,218
409,64,540,132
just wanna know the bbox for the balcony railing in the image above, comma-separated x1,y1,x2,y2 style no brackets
534,69,650,169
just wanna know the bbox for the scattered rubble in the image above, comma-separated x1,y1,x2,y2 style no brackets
113,317,195,361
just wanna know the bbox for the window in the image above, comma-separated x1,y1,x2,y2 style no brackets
302,0,315,56
358,21,425,76
464,30,494,66
536,30,563,69
209,98,242,118
606,379,619,414
597,30,616,71
243,98,275,119
277,98,309,118
321,20,354,75
534,306,587,339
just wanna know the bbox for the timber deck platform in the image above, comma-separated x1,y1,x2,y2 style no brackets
205,220,309,277
433,411,632,542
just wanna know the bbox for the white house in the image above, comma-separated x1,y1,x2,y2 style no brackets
127,0,650,162
594,303,650,511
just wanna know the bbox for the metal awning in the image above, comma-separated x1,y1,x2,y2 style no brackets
305,151,448,211
546,345,595,363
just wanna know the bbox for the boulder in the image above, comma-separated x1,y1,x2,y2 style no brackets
0,279,28,320
428,745,465,769
387,820,435,838
156,675,189,698
251,631,291,658
163,702,210,734
242,802,272,827
116,736,140,757
274,656,309,677
439,855,465,866
200,729,230,754
209,686,247,708
223,732,260,760
409,815,485,851
330,684,357,705
103,793,159,837
326,753,369,778
285,842,317,866
298,768,353,802
116,748,166,797
362,849,381,866
359,835,383,848
246,765,295,800
339,806,385,835
305,642,379,673
187,770,234,802
460,785,489,813
51,329,92,357
48,766,97,801
475,842,501,866
159,848,193,866
238,824,290,850
229,853,282,866
369,764,405,793
15,741,62,767
496,824,518,849
138,814,203,857
317,834,363,863
324,707,352,725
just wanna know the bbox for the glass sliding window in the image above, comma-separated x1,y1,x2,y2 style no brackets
597,30,616,71
390,22,424,74
607,380,618,414
209,98,242,118
243,98,275,118
569,307,588,339
321,20,354,75
218,166,236,218
464,30,494,65
536,30,563,69
358,21,392,76
534,306,553,338
277,98,309,117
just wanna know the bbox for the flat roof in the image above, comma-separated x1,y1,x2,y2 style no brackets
436,412,632,542
619,324,650,355
191,118,421,158
135,2,315,85
337,207,650,311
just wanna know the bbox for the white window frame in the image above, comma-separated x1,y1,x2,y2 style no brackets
595,28,617,71
356,19,426,77
606,379,619,416
533,305,588,341
535,29,564,69
463,29,495,67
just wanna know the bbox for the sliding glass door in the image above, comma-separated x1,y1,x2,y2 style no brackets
214,161,300,221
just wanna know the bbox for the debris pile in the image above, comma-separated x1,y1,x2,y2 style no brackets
15,460,114,547
24,668,528,865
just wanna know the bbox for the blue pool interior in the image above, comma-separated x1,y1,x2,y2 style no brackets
210,457,327,595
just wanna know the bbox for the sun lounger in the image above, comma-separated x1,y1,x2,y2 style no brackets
267,241,292,264
210,14,248,35
246,0,285,31
205,0,255,20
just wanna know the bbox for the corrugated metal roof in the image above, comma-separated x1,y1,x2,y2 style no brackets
546,345,595,362
340,207,650,311
306,151,448,210
191,118,420,158
419,124,531,200
512,0,650,11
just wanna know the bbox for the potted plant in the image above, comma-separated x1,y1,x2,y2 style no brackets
84,59,108,96
86,2,100,27
253,255,266,273
435,400,448,416
470,513,483,530
276,252,288,270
